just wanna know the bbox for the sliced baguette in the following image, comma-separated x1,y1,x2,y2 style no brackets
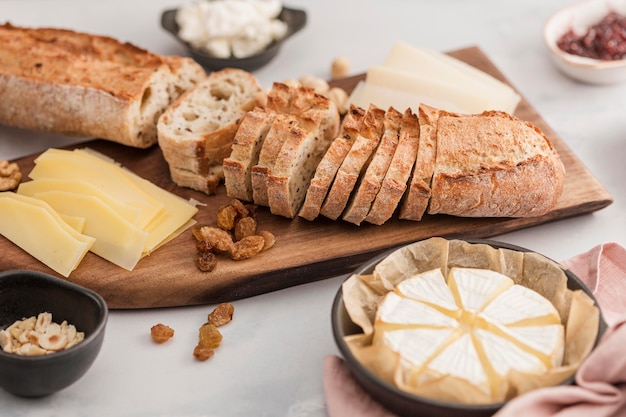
250,113,295,206
266,89,340,218
266,125,318,218
0,23,206,148
398,104,440,221
342,107,403,225
266,82,294,114
223,108,276,201
298,105,366,221
320,104,386,220
428,110,565,217
157,68,265,193
157,68,265,162
365,108,421,225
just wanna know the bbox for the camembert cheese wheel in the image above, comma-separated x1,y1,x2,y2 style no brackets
374,267,564,403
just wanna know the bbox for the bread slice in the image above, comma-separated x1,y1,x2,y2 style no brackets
365,108,421,225
266,82,294,114
266,90,340,218
157,68,265,166
0,23,206,148
342,107,403,225
250,113,295,206
223,108,276,201
320,104,386,220
266,124,318,218
298,105,366,221
168,165,224,195
288,86,341,143
428,110,566,218
398,104,441,221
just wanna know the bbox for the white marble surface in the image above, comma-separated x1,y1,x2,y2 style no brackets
0,0,625,416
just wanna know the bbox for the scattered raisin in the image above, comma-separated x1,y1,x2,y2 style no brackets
230,198,250,218
150,324,174,343
230,235,265,260
195,251,217,272
216,204,238,231
258,230,276,251
198,226,234,253
193,344,215,361
208,303,234,327
234,216,257,241
196,239,212,253
198,323,222,349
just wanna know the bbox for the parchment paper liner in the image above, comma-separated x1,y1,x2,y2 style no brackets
341,237,600,405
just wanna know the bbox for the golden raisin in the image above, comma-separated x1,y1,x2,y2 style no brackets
208,303,234,327
150,324,174,343
258,230,276,251
198,226,234,253
216,204,238,231
193,344,215,361
229,199,250,218
195,252,217,272
230,235,265,260
234,216,257,241
196,239,212,253
198,323,222,349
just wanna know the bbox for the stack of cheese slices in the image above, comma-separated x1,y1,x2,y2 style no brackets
223,81,565,225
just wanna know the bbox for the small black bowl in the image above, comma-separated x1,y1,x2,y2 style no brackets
161,6,307,72
331,238,607,417
0,270,108,397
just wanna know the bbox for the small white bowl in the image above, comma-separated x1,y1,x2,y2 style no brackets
543,0,626,84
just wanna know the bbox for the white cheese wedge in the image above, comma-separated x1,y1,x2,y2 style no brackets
32,190,149,271
373,267,564,403
0,192,95,277
348,41,522,115
382,41,521,113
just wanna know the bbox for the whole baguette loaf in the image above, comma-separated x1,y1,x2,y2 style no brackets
0,23,206,148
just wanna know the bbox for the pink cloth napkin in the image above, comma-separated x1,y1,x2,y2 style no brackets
324,242,626,417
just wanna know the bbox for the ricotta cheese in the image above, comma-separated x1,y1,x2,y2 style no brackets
374,267,564,403
176,0,288,58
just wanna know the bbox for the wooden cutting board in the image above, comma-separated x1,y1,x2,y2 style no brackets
0,46,613,309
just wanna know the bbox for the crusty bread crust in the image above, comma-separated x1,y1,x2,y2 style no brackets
223,108,275,201
398,104,440,221
428,110,565,217
342,107,402,225
0,23,206,148
251,113,295,206
298,105,366,221
320,105,386,220
365,108,420,225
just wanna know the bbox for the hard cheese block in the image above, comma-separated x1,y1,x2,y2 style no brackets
374,267,564,403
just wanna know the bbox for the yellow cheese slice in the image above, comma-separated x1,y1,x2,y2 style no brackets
71,149,198,254
0,192,95,277
18,178,142,226
29,149,163,229
373,267,565,403
33,190,149,271
58,213,87,233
